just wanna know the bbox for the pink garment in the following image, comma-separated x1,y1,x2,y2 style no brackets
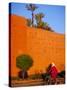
49,66,58,79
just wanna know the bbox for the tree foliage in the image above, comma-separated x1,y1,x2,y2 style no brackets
35,13,44,22
26,4,38,26
43,25,54,32
27,18,32,27
35,13,45,27
26,4,54,32
16,54,33,71
26,4,38,11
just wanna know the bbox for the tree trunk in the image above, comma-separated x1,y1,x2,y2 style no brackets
32,11,34,27
18,70,28,79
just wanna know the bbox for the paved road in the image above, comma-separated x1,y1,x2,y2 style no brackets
11,78,65,87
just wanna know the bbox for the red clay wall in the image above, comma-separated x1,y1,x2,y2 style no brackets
10,15,65,77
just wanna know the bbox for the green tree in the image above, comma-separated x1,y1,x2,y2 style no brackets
37,21,45,28
27,18,32,27
35,13,45,28
44,25,54,32
16,54,33,79
43,22,49,27
26,4,38,27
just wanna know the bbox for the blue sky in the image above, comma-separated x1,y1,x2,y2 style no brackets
9,3,65,34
